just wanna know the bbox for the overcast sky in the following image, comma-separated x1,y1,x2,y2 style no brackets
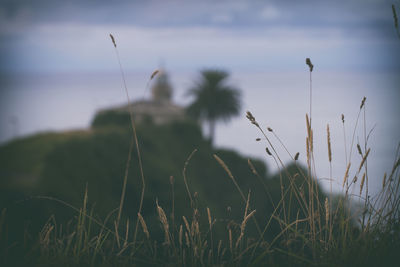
0,0,399,73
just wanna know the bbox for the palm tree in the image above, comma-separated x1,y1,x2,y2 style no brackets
186,69,241,145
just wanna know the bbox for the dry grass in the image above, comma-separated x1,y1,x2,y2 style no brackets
109,34,146,247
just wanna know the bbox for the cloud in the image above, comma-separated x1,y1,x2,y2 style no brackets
259,6,280,21
0,0,398,72
211,13,234,24
2,20,398,73
0,0,394,29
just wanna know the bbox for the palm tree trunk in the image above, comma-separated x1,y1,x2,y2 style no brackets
209,119,216,146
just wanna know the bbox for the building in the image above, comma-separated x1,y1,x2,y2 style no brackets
98,69,186,125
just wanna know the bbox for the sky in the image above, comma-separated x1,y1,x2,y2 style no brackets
0,0,399,197
0,0,399,73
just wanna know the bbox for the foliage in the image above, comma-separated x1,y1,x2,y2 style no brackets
186,70,241,144
91,110,132,129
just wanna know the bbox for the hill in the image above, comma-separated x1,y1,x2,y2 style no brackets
0,113,278,223
0,110,330,265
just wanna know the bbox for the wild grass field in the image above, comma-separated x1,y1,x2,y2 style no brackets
1,30,400,267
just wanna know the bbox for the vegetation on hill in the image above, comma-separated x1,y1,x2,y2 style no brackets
1,113,305,264
2,103,398,266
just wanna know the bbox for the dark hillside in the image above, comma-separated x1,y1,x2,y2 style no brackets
0,111,324,256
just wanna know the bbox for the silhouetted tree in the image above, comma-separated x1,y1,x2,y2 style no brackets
186,70,241,145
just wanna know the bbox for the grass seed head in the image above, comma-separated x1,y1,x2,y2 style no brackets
327,124,332,162
137,213,150,239
325,197,329,223
157,204,170,245
306,58,314,72
358,148,370,172
360,173,366,195
360,97,366,109
246,111,255,121
182,216,191,233
246,111,259,127
241,210,256,233
207,207,212,228
343,163,351,188
357,144,363,156
382,172,387,188
214,154,234,180
109,34,116,47
150,70,159,80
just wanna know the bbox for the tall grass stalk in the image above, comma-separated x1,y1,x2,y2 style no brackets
109,34,146,246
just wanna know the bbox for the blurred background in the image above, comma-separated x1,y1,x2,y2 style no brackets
0,0,399,197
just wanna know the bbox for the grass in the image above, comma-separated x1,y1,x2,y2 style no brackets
0,35,399,266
